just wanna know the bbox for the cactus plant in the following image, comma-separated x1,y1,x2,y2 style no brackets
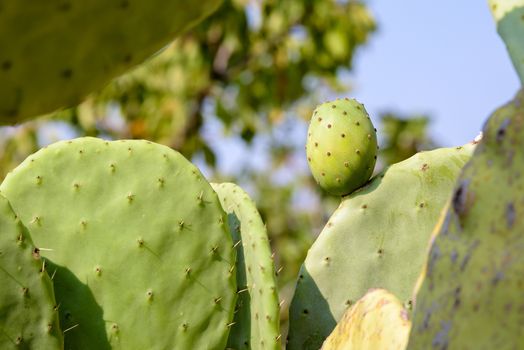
288,143,475,350
306,98,378,196
0,137,236,350
0,0,222,122
212,182,281,350
0,194,63,349
408,90,524,349
321,288,411,350
0,2,523,348
489,0,524,85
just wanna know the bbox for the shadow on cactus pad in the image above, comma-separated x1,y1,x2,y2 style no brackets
45,261,110,349
288,268,337,349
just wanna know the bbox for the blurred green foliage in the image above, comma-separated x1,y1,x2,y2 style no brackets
379,113,436,166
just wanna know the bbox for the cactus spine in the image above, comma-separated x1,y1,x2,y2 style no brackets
0,194,63,349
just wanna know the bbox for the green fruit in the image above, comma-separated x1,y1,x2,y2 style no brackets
0,137,236,350
288,144,474,350
0,194,63,350
321,289,411,350
212,182,281,350
408,90,524,349
0,0,222,122
306,98,378,196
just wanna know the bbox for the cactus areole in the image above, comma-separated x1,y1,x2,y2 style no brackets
306,98,378,196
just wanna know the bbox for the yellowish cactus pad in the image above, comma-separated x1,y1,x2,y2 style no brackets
322,288,411,350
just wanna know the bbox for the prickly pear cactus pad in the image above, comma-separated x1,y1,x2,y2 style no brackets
408,90,524,349
489,0,524,85
288,144,475,350
321,289,411,350
306,98,378,196
0,194,63,350
0,0,222,122
211,183,281,350
0,137,236,350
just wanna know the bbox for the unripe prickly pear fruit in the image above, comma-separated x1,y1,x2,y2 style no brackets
306,98,378,196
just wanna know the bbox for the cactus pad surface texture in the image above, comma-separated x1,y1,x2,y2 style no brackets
408,90,524,349
212,182,281,350
489,0,524,85
0,137,236,350
0,194,63,350
288,143,475,349
306,98,378,196
0,0,222,123
321,288,411,350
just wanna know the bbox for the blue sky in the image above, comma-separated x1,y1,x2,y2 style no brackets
347,0,520,146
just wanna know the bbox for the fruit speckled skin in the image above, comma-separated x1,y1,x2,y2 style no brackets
321,289,411,350
0,137,236,350
306,98,378,196
408,90,524,350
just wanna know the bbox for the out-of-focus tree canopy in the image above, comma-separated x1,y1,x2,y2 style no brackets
379,113,436,167
0,0,380,328
61,0,375,154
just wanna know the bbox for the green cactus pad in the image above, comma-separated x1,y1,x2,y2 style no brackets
211,183,281,350
0,0,222,122
408,90,524,349
489,0,524,85
0,137,236,350
306,98,378,196
0,194,63,350
288,144,475,350
321,289,411,350
410,200,451,308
